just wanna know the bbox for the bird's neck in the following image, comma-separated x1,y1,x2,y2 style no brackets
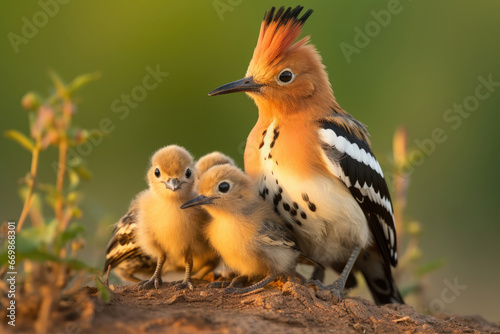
253,92,346,123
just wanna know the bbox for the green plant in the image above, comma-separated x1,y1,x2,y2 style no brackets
0,71,106,333
391,126,445,308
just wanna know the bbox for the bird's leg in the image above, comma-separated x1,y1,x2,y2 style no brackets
175,252,194,290
225,275,276,295
305,246,361,303
104,265,111,287
311,267,325,282
208,275,247,289
228,275,248,288
139,253,165,290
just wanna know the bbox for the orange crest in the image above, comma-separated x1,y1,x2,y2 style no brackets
249,6,313,73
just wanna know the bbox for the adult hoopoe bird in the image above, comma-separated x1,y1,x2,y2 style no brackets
208,6,403,304
181,165,323,294
134,145,219,289
103,151,233,284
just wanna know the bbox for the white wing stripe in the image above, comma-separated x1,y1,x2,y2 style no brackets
319,128,384,177
319,128,395,225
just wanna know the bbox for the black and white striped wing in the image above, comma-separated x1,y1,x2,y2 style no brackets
104,208,147,271
317,119,398,267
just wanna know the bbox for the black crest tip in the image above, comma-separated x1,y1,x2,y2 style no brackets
263,6,313,27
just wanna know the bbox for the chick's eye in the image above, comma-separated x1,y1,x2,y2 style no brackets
218,182,230,193
154,168,161,178
185,168,192,179
277,69,294,85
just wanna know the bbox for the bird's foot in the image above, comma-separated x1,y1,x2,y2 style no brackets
174,279,194,290
139,276,162,290
223,286,264,295
223,287,238,294
304,279,348,303
207,281,231,289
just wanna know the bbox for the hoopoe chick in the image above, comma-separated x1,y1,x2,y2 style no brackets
195,151,235,180
181,165,322,295
194,151,236,278
135,145,217,290
102,151,231,284
103,198,218,284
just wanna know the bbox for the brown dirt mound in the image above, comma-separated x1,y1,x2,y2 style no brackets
82,277,499,334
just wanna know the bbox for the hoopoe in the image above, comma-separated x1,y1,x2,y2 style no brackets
181,165,323,294
103,151,233,284
195,151,235,177
103,201,218,285
194,151,235,188
134,145,218,289
208,6,403,304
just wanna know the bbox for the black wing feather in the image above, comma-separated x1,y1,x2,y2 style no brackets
318,118,398,267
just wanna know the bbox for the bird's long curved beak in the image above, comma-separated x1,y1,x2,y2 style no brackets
208,76,262,96
163,178,184,192
180,195,220,209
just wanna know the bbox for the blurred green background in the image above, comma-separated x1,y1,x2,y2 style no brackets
1,0,499,320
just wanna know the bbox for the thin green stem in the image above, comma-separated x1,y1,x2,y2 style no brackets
17,144,41,232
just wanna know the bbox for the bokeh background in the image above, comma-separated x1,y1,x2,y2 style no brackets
1,0,499,321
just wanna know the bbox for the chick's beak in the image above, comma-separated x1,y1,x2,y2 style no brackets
208,76,262,96
163,178,184,192
180,195,219,209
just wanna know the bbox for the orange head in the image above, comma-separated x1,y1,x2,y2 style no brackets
209,6,337,117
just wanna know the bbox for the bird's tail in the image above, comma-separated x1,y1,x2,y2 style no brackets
357,250,404,305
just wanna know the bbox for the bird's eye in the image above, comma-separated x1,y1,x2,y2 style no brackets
185,168,192,179
218,182,230,193
154,168,161,178
276,68,294,85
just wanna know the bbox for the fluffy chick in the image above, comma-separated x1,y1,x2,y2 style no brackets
181,165,322,294
135,145,218,289
195,151,235,181
103,197,218,284
103,150,233,284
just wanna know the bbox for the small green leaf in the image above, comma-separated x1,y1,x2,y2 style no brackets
19,219,59,247
68,72,101,95
95,277,111,302
48,70,69,100
4,129,35,152
416,259,446,277
68,168,80,189
73,165,92,180
400,283,421,298
55,222,85,250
